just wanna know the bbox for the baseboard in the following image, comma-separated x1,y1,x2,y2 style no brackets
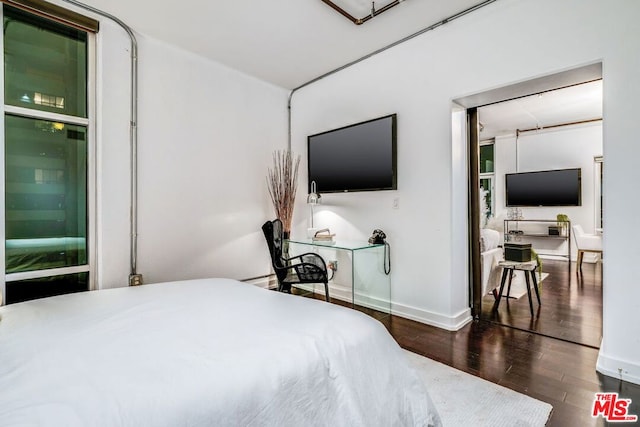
242,275,275,289
257,278,473,331
297,283,391,313
391,302,473,331
596,351,640,386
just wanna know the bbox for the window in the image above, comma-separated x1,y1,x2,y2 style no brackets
595,156,603,229
3,4,94,304
479,177,493,220
479,141,495,225
479,143,494,174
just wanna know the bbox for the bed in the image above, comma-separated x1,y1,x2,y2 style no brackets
0,278,441,426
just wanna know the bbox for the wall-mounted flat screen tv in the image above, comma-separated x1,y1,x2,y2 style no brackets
505,168,582,207
307,114,397,193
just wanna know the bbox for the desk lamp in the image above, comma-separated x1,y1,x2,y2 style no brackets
306,180,322,231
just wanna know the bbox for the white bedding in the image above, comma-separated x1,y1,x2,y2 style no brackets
0,278,440,426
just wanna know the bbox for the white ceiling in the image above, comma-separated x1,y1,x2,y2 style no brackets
69,0,601,129
478,80,603,141
75,0,488,89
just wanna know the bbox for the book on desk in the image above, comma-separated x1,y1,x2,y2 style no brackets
312,228,335,243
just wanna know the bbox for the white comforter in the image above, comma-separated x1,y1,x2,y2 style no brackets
0,278,440,426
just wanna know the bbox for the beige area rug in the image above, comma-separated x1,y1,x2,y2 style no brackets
404,350,553,426
503,272,549,299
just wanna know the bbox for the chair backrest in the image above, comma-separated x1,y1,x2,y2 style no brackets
261,219,287,281
572,224,585,237
572,224,602,251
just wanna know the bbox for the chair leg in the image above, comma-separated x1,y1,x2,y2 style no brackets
278,283,291,293
324,281,330,302
577,250,584,272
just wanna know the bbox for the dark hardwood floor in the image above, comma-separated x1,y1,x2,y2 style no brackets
480,258,603,348
297,259,640,426
386,316,640,426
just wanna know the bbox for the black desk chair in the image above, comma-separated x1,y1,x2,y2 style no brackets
261,219,330,302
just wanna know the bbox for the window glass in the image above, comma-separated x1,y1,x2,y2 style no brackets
479,144,494,174
3,5,87,117
480,177,493,221
5,115,87,273
5,272,89,304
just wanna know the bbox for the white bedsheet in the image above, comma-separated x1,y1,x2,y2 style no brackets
0,278,440,426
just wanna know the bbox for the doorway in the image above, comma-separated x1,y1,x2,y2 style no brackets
456,63,604,348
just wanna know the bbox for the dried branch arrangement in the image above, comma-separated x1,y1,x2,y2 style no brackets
267,150,300,234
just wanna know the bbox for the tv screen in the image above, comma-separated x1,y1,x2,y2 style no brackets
505,168,581,207
307,114,397,193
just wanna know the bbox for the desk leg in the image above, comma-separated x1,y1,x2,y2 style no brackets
494,268,509,310
531,270,541,305
524,272,534,316
506,269,514,298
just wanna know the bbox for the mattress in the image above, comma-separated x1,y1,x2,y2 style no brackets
0,278,441,426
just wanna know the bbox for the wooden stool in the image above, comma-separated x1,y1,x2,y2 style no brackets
493,260,541,316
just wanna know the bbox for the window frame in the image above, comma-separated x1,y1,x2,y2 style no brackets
0,4,96,302
479,140,495,223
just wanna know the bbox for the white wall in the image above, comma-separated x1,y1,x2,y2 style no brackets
135,36,287,283
94,19,133,289
57,2,289,288
492,123,603,259
290,0,640,384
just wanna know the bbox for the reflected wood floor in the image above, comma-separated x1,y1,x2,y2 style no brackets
480,258,603,348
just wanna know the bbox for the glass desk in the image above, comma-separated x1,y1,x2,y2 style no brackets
288,239,391,313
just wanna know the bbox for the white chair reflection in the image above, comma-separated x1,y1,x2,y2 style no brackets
572,225,603,272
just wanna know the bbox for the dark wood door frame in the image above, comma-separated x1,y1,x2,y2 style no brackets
467,108,482,318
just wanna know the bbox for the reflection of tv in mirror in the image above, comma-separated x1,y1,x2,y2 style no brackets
307,114,397,193
505,168,581,207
